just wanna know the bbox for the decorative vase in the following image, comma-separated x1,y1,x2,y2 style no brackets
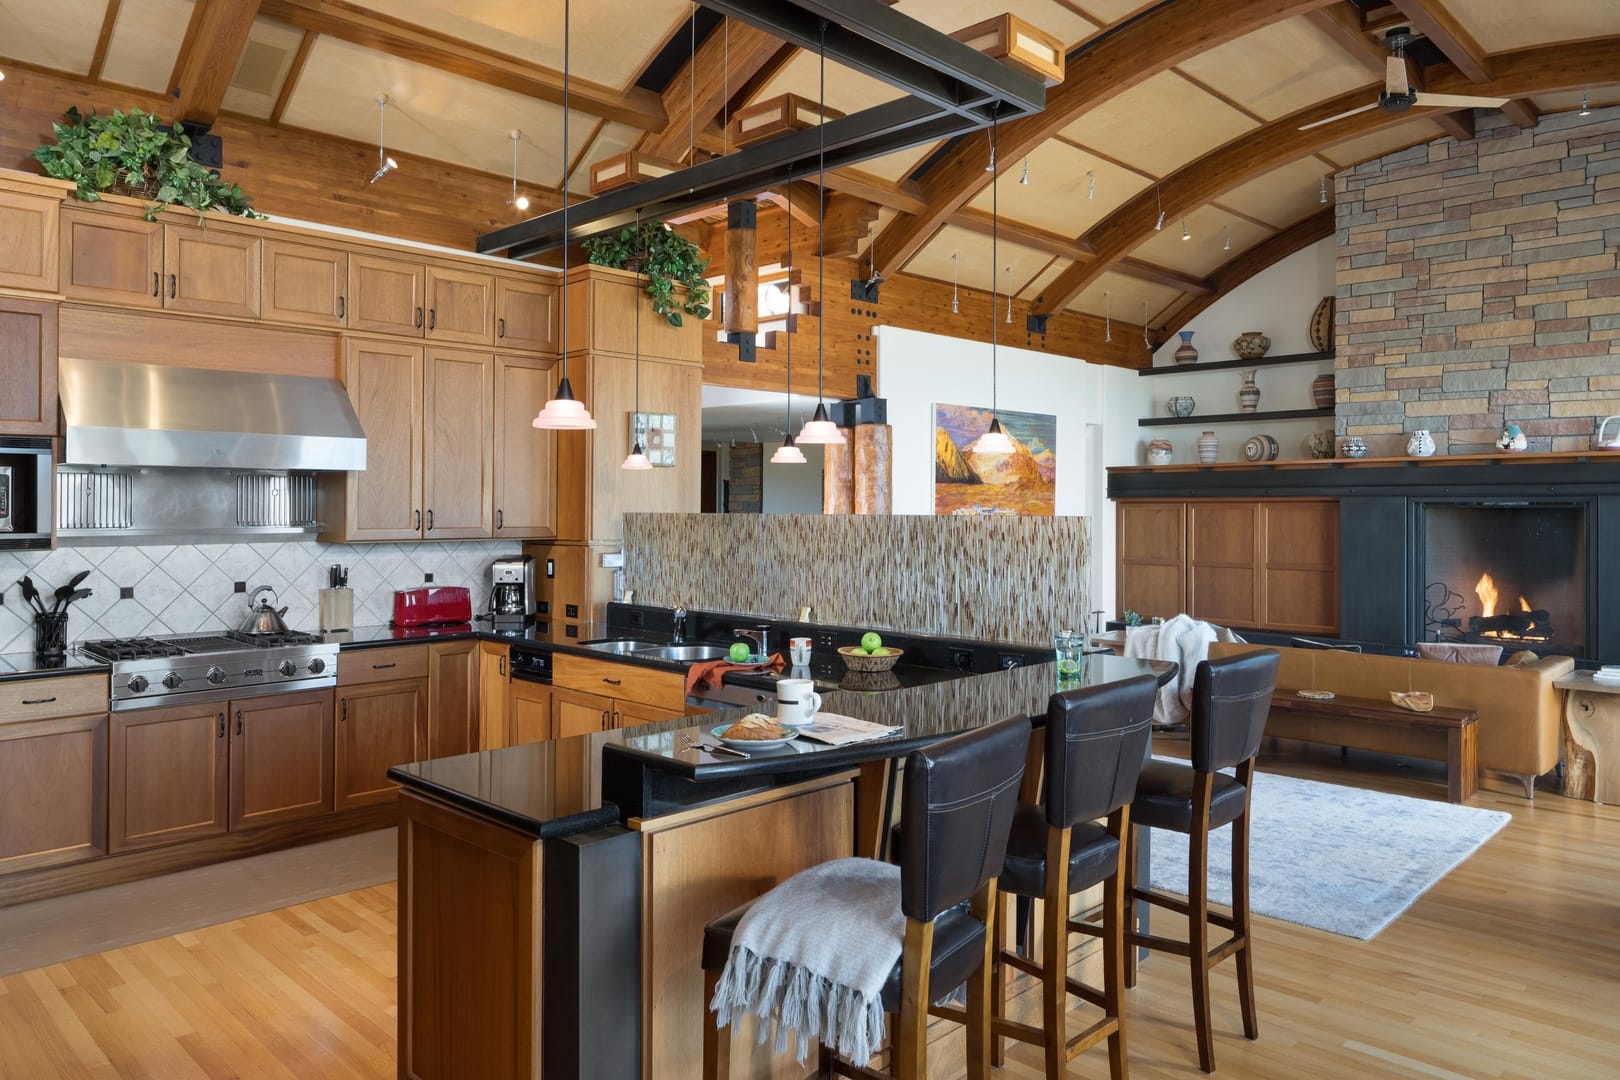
1308,296,1335,353
1197,430,1219,464
1497,424,1528,452
1407,429,1436,457
1307,430,1335,459
1173,331,1199,365
1311,373,1335,409
1238,369,1261,413
1146,438,1173,466
1242,434,1279,462
1342,436,1369,458
1167,395,1195,418
1233,330,1271,359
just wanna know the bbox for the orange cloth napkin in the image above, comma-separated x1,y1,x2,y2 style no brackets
685,652,786,695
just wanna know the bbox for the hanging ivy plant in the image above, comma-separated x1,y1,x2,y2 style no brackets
582,220,711,327
33,106,264,222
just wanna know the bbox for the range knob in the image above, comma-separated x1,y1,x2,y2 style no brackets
206,666,228,686
127,674,150,693
162,672,183,690
278,660,298,677
307,657,327,675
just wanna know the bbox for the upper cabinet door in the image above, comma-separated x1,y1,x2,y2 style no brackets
60,209,163,308
425,265,495,344
263,240,348,328
0,189,59,293
348,254,425,336
0,298,59,437
163,224,261,318
423,348,494,538
494,277,558,354
493,354,557,540
343,339,425,541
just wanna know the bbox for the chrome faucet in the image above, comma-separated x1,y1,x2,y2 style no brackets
672,604,687,644
734,625,770,659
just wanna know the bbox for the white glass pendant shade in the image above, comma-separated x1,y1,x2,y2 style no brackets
532,376,596,430
771,436,807,464
621,443,653,470
797,402,845,445
976,416,1015,455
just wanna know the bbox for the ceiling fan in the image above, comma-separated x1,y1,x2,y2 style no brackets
1299,27,1507,131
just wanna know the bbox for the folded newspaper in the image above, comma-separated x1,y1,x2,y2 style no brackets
797,713,902,746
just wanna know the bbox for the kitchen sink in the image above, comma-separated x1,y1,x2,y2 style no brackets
634,644,733,662
579,639,654,655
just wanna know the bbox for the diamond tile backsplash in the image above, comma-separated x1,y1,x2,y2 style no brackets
0,540,518,655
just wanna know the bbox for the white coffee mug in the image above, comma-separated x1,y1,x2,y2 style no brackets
776,677,822,726
789,636,812,666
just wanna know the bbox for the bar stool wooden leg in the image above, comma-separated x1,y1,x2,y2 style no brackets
1188,778,1215,1074
965,882,997,1080
894,919,934,1080
1233,765,1258,1042
1124,822,1139,990
703,968,730,1080
991,896,1008,1067
1105,807,1131,1080
1042,825,1073,1079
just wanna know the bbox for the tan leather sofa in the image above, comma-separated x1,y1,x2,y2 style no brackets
1209,642,1574,795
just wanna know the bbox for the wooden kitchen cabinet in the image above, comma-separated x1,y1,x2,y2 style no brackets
110,703,229,853
508,678,553,744
229,690,334,830
613,698,685,729
262,239,347,328
423,348,494,538
478,643,510,750
0,709,107,874
494,353,558,540
60,208,163,308
163,223,261,318
553,685,612,739
347,253,425,335
1116,501,1187,621
427,639,480,759
494,276,558,353
1260,500,1339,634
335,678,426,809
0,298,59,436
1188,502,1261,629
425,265,494,344
324,338,425,542
0,187,59,292
552,654,688,713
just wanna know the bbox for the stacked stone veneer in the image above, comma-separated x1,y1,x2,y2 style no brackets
1334,106,1620,454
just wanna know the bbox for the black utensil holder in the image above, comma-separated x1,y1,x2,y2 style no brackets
34,612,68,663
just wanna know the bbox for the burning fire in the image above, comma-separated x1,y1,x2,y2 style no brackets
1473,572,1531,618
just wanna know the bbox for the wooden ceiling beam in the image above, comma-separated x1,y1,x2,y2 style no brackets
170,0,263,126
1390,0,1491,82
87,0,122,82
946,207,1095,261
1033,38,1620,315
1431,108,1475,142
868,0,1337,281
1499,98,1540,129
1307,2,1388,70
1156,209,1335,342
1116,258,1216,297
257,0,668,130
642,19,787,163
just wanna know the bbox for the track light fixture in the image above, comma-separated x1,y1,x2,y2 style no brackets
1154,183,1165,231
507,130,529,211
369,96,397,184
951,252,959,314
1104,289,1112,344
1224,224,1231,251
1005,266,1013,323
1319,176,1329,204
1142,301,1151,350
1181,219,1190,241
1019,158,1030,185
1086,170,1095,200
1580,89,1591,116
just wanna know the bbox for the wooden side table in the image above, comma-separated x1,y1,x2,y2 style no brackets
1554,672,1620,804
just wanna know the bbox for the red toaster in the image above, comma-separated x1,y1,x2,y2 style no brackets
392,586,472,628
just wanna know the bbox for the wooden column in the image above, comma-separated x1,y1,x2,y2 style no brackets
823,428,854,514
854,423,893,515
722,201,757,362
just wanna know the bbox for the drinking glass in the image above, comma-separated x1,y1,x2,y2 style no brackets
1053,629,1085,688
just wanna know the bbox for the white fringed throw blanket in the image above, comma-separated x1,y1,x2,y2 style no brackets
709,857,902,1065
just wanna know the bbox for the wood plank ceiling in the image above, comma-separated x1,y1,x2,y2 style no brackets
1,0,1617,343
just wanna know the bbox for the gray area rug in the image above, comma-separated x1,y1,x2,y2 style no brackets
1147,770,1510,940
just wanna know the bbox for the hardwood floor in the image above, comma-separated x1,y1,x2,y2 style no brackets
2,742,1617,1078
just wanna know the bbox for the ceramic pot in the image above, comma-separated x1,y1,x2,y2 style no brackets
1197,430,1219,464
1238,369,1261,413
1307,430,1335,459
1233,331,1271,359
1497,424,1528,452
1407,429,1436,457
1167,395,1195,418
1146,448,1173,466
1243,434,1279,462
1311,373,1335,409
1342,436,1368,459
1308,296,1335,353
1173,331,1199,365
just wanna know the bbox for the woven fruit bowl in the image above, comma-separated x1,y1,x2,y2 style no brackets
838,646,903,672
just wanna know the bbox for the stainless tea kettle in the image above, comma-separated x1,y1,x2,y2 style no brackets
239,585,291,636
1596,416,1620,450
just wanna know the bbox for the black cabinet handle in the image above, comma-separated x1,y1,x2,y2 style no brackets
169,274,177,299
372,662,397,670
602,677,621,686
498,317,506,338
427,509,434,531
236,710,243,736
152,271,159,297
21,696,56,705
499,656,506,676
340,699,347,722
497,509,504,529
218,713,226,738
428,308,436,330
415,306,423,329
415,509,421,531
338,295,346,319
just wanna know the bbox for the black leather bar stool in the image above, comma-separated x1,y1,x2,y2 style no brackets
991,675,1157,1079
701,716,1029,1080
1125,649,1280,1073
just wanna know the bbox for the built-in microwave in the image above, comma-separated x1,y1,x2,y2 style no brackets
0,437,53,550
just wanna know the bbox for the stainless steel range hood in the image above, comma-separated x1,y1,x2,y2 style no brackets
60,357,367,471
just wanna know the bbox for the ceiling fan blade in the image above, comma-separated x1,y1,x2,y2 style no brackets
1299,101,1380,131
1413,92,1510,109
1386,55,1410,96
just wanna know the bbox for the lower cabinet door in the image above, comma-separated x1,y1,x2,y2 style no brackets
551,686,610,739
613,698,686,730
0,711,107,873
110,704,229,852
508,678,553,744
336,679,426,809
230,690,334,830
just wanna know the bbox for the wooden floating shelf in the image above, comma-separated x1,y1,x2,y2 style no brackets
1139,407,1334,427
1137,350,1335,376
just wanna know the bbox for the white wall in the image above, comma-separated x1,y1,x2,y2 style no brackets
763,443,825,513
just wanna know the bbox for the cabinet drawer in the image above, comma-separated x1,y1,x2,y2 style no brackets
0,675,110,724
338,645,429,687
552,655,687,712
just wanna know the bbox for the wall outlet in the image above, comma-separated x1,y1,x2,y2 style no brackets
999,654,1024,670
950,649,973,671
599,552,624,569
814,631,837,651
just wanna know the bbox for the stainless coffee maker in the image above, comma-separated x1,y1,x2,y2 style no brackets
490,555,536,628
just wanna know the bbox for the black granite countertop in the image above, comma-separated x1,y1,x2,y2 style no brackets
0,651,112,683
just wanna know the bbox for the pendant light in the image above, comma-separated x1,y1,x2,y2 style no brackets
533,0,595,431
976,105,1015,456
622,213,652,470
796,21,844,447
773,163,807,464
369,96,398,184
507,130,530,211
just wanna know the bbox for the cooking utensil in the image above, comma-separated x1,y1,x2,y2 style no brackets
51,571,91,613
62,588,93,608
239,585,291,636
18,576,46,616
1595,416,1620,450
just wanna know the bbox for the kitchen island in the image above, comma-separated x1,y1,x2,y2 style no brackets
389,652,1174,1080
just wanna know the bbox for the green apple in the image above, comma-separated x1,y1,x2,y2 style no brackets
728,642,752,663
860,632,883,654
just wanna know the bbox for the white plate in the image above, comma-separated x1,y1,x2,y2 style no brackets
711,723,799,750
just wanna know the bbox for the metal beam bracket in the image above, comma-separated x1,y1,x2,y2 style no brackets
725,331,758,363
1026,313,1052,335
849,277,881,303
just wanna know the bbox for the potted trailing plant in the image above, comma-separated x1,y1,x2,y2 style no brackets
33,107,264,222
582,220,711,327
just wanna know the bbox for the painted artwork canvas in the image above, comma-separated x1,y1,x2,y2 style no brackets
933,403,1056,516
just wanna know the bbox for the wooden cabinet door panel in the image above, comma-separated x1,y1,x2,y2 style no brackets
493,354,557,540
508,678,553,744
335,679,425,809
110,704,229,852
552,654,688,713
552,686,611,739
1262,500,1340,633
263,240,347,327
613,699,685,730
494,277,557,353
348,254,425,336
427,640,480,759
423,348,493,538
425,266,494,344
163,225,260,317
1117,501,1187,621
61,210,162,308
478,643,510,751
0,298,58,437
342,339,424,540
0,189,59,292
1188,502,1261,629
0,712,106,873
229,690,334,830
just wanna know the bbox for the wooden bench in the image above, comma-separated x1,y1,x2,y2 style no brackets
1267,691,1480,803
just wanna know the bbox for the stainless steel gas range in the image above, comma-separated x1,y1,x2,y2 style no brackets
79,631,339,711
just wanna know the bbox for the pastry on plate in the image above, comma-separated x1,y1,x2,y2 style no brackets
720,714,793,741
